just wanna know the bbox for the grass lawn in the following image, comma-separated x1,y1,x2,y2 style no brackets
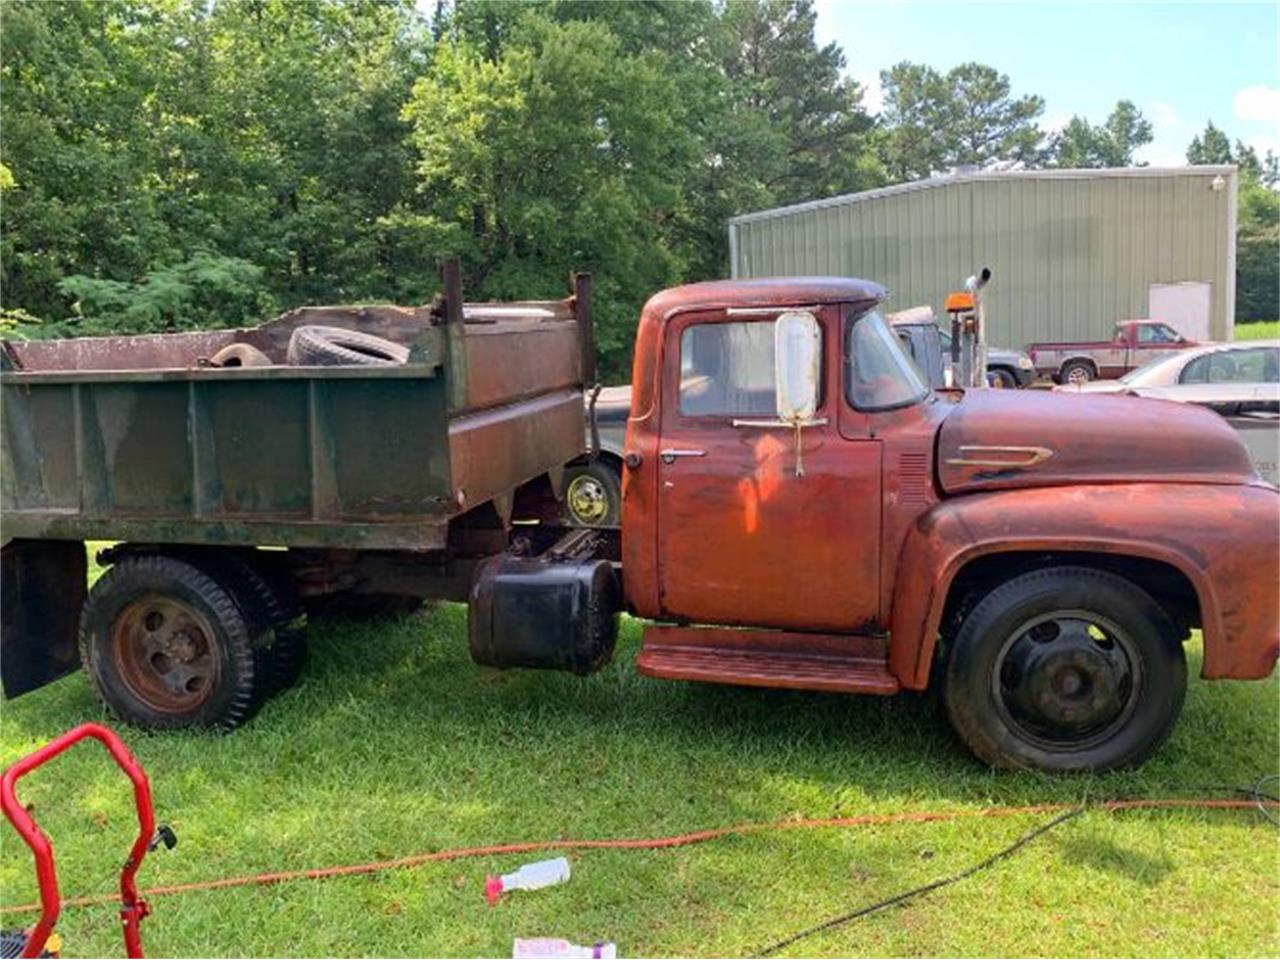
1,557,1278,958
1236,320,1279,340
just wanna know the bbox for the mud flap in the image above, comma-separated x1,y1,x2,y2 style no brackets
1,540,87,698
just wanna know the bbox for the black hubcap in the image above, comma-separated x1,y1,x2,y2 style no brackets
993,612,1139,750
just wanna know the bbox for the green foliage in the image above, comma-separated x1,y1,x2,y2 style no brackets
57,253,269,334
0,306,45,340
1236,179,1279,323
1,0,883,380
879,61,1045,179
1050,100,1153,168
1235,319,1279,340
0,0,434,322
1184,125,1280,322
1186,121,1233,165
402,0,880,378
404,13,694,380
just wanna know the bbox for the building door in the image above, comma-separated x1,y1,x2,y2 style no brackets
1149,282,1212,340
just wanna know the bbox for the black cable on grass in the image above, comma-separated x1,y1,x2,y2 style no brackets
1253,774,1280,827
755,805,1086,958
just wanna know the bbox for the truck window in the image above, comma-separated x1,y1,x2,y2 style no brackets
845,309,929,411
896,331,917,360
1138,323,1181,344
678,321,784,417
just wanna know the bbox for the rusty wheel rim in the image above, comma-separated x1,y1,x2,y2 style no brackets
111,595,220,713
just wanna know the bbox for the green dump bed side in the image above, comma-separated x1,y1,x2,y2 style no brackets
1,277,591,552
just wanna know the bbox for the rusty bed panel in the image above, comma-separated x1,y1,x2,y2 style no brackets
2,265,589,552
1,368,456,550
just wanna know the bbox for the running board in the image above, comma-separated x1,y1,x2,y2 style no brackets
636,625,899,695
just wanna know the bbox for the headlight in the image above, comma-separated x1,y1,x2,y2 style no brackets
1017,356,1034,370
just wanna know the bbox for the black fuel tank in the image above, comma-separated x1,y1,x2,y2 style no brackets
468,555,620,675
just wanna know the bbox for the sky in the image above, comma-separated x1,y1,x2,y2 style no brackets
813,0,1280,165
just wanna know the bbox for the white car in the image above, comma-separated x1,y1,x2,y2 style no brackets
1053,339,1279,394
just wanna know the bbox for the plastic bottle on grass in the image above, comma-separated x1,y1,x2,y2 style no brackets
485,857,571,904
512,938,617,959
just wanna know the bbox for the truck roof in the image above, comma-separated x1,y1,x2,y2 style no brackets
641,276,887,321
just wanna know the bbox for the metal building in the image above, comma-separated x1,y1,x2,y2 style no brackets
728,166,1238,346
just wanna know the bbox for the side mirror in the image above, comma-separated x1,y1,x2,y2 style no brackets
774,310,820,423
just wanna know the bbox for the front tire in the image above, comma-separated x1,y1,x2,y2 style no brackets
79,555,264,731
562,461,622,527
943,566,1186,772
986,368,1018,389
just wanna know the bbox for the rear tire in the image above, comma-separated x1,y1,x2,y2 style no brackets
79,555,264,731
1060,360,1095,385
943,566,1186,772
198,552,308,698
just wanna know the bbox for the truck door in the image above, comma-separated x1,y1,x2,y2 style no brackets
655,308,882,632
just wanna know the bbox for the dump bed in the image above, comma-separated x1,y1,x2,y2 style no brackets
1,266,593,552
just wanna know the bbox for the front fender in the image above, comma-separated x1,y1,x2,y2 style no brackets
888,482,1280,689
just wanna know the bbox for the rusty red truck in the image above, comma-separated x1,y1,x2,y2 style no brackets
3,269,1276,773
1028,319,1196,384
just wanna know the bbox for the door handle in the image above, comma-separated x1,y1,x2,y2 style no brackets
660,448,706,464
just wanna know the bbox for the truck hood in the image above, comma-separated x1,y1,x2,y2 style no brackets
937,389,1258,494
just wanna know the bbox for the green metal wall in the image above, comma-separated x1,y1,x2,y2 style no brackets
729,167,1236,348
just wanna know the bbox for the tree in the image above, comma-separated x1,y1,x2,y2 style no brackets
404,12,699,378
712,0,881,204
879,61,1046,180
1050,100,1153,168
1186,121,1233,165
1178,124,1279,321
0,0,436,331
0,1,169,322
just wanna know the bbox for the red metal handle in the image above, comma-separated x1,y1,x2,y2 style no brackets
1,723,156,959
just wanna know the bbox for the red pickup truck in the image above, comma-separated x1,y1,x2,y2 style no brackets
3,276,1276,774
1028,320,1195,384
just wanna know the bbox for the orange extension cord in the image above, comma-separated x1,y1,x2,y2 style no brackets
0,796,1273,916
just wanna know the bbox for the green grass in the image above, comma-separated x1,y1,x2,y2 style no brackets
1235,320,1279,341
1,560,1277,957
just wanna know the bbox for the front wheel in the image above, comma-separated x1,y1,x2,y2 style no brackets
986,368,1018,389
943,566,1186,772
562,461,622,527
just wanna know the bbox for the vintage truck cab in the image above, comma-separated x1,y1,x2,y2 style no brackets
616,277,1278,771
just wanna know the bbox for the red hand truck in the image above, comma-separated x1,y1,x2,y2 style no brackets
2,724,172,958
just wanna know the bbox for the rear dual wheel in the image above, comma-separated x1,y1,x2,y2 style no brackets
79,553,307,732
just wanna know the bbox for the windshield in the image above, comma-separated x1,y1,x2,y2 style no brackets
1119,351,1186,384
845,309,930,410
